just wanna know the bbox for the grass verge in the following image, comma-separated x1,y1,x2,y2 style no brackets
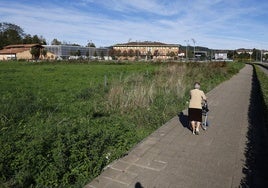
254,64,268,127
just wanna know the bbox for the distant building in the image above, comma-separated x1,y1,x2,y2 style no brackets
95,47,110,60
263,50,268,55
43,45,110,60
194,51,208,59
0,44,46,60
214,50,228,60
178,51,185,57
44,45,95,59
112,41,180,60
236,48,252,55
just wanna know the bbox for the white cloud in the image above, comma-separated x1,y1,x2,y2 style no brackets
90,0,183,16
0,0,268,49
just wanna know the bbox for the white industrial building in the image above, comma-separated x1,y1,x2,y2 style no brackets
43,45,110,60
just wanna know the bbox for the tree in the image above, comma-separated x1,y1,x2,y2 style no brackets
30,46,41,60
5,29,22,44
264,53,268,62
70,51,76,56
76,50,81,56
0,22,25,49
237,52,250,61
146,50,152,60
41,49,47,59
227,50,235,59
94,51,98,59
51,38,62,45
115,50,121,57
135,50,140,60
0,22,48,49
32,35,40,43
22,34,47,45
187,50,193,58
154,50,159,59
38,35,47,45
169,51,176,59
128,49,134,57
122,50,128,58
22,34,33,44
0,22,24,34
100,51,105,60
252,48,261,61
87,42,96,47
108,49,116,59
166,51,175,60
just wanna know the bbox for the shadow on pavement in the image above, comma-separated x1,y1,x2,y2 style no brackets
240,65,268,187
135,182,144,188
178,111,191,131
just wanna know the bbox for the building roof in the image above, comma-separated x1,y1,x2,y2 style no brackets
236,48,252,53
4,44,42,49
0,44,43,55
214,50,228,53
114,41,179,47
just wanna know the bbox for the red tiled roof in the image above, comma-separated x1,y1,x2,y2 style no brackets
0,48,28,54
114,41,178,47
4,44,42,49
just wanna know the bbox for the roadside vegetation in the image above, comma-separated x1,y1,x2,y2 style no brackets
254,65,268,127
0,61,244,187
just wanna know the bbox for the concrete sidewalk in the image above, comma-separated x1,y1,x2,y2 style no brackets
85,64,264,188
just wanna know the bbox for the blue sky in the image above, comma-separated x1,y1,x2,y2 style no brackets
1,0,268,49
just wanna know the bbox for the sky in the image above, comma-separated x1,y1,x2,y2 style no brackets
0,0,268,50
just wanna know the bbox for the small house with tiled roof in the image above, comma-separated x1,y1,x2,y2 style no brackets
0,44,46,60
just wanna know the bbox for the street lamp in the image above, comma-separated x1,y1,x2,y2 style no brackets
192,38,196,60
184,40,189,62
136,40,140,61
249,50,252,62
261,49,263,63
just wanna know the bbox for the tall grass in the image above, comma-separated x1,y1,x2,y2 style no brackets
106,64,186,113
106,62,243,115
0,61,244,187
255,65,268,126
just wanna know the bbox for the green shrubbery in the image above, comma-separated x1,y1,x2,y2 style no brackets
255,65,268,127
0,61,244,187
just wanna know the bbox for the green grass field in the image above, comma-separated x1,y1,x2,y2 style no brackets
0,61,244,187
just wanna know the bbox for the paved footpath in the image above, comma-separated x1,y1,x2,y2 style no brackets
86,64,267,188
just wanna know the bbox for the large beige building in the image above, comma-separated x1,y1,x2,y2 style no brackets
112,41,180,60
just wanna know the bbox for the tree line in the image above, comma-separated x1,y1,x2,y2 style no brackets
0,22,47,49
0,22,96,50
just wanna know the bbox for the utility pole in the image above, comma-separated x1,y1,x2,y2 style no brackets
261,49,263,63
192,38,196,60
249,50,252,62
184,40,189,62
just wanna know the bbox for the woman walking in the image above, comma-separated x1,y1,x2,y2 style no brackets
188,82,207,135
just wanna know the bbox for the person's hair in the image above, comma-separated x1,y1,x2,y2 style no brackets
194,82,200,89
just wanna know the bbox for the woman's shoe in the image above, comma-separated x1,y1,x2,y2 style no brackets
195,128,199,135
